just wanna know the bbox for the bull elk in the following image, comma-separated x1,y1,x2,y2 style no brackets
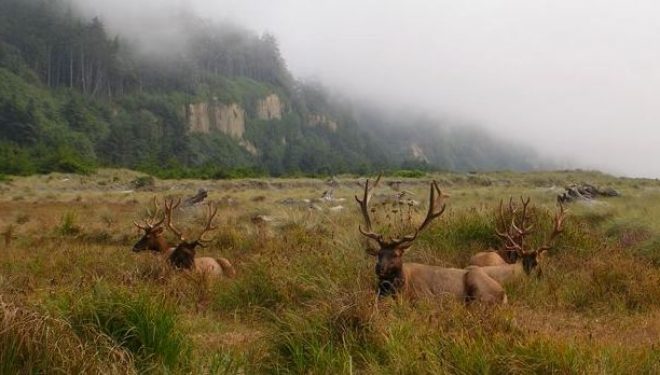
475,197,567,284
468,197,530,267
163,198,235,277
132,197,171,256
131,197,235,278
356,176,507,304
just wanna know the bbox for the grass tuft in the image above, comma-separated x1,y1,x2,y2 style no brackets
63,285,191,373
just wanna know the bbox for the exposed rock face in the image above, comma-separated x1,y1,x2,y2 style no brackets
410,143,429,163
307,114,338,132
239,139,258,156
256,94,283,120
187,101,246,138
188,102,210,133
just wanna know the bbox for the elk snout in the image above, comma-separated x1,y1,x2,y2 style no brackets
132,237,148,252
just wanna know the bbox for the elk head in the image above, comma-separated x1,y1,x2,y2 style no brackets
495,197,567,274
132,197,166,252
356,176,447,295
164,197,219,270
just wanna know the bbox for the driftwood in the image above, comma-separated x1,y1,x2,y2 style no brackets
182,188,208,207
557,184,620,203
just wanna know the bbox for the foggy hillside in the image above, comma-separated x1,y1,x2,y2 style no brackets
0,0,546,178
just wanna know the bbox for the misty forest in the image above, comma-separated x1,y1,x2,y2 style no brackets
0,0,659,374
0,0,542,178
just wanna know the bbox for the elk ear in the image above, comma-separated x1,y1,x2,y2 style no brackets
537,248,549,259
365,247,378,257
396,242,414,254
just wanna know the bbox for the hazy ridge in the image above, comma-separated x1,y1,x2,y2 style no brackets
0,0,546,178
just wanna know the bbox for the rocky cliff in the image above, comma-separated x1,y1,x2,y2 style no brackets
307,114,338,132
187,100,246,138
409,143,429,163
256,94,284,120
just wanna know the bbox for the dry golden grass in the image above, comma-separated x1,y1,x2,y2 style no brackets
0,169,659,373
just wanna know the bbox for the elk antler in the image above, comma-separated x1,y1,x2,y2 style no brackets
355,174,382,232
389,181,447,246
357,178,447,249
510,196,534,251
495,196,537,255
356,175,387,248
164,197,184,241
417,181,447,233
538,203,568,252
164,197,219,246
133,196,164,230
495,198,521,252
195,202,219,245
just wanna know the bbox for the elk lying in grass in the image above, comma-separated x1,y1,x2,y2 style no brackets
163,198,235,278
468,197,529,267
131,197,235,277
357,176,507,304
132,197,174,256
476,197,567,284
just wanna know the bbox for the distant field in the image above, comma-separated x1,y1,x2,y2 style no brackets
1,169,659,374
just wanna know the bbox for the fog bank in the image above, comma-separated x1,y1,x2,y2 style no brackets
73,0,660,178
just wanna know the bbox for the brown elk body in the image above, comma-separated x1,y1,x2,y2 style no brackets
469,250,510,267
164,198,236,278
132,198,235,278
475,197,567,284
357,177,507,304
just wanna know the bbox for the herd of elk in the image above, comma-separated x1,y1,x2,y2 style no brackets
130,177,566,305
132,197,235,278
356,176,567,305
356,176,507,304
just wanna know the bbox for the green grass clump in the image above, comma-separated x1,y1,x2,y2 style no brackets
64,285,191,373
56,210,82,236
0,299,132,374
212,263,285,314
633,236,660,266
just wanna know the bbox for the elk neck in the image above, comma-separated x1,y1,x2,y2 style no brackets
154,235,171,254
168,243,196,270
377,267,405,297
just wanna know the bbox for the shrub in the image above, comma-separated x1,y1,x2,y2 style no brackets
56,211,82,236
390,169,427,178
131,175,156,190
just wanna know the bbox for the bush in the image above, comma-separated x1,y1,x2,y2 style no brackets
56,211,82,236
390,169,427,178
131,175,156,190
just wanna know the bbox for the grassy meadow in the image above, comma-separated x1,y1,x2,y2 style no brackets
0,169,659,374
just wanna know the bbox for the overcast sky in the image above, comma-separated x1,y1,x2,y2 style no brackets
74,0,660,178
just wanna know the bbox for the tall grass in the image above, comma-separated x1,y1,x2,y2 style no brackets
0,170,659,373
62,285,191,373
0,298,133,374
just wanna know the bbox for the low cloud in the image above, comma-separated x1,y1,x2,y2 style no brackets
73,0,660,177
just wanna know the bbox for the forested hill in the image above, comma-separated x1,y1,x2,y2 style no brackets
0,0,545,178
